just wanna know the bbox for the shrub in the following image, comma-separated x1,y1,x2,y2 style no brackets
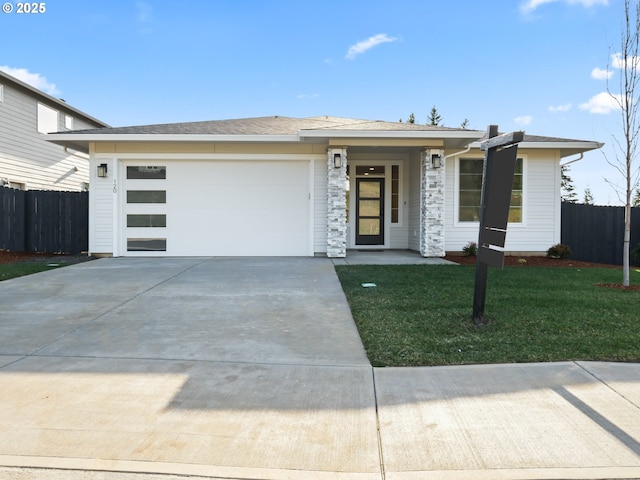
462,241,478,257
547,243,572,259
631,242,640,265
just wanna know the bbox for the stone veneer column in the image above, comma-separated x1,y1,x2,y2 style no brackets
327,147,348,257
420,148,446,257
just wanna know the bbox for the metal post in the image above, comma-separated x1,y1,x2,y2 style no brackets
473,125,498,324
472,126,524,325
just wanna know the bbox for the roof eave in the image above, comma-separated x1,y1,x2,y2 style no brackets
469,140,604,157
299,129,486,140
45,133,302,152
0,71,110,128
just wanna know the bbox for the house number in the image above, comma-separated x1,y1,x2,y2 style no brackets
113,179,117,193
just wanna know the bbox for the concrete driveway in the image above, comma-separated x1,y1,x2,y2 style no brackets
0,257,379,479
2,257,640,480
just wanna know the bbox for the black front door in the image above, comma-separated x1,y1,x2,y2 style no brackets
355,178,384,245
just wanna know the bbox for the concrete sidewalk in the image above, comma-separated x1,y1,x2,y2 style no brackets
0,258,639,479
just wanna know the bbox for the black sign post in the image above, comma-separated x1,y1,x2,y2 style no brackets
472,125,524,325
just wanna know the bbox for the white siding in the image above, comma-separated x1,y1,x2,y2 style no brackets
389,159,410,249
444,149,561,253
89,157,115,255
314,158,328,254
407,150,421,251
0,82,103,191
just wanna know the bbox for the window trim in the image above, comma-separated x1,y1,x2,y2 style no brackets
0,84,4,103
454,155,527,227
346,159,404,249
37,102,59,134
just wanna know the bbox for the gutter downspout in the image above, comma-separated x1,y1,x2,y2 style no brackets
443,144,472,162
559,153,584,166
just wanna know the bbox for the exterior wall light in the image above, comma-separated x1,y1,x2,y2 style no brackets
431,154,442,168
333,153,342,168
97,163,108,177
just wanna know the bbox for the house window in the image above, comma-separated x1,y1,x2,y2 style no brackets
37,102,58,133
391,165,399,223
65,115,74,129
458,158,523,223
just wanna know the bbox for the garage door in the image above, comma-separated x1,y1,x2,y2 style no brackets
123,160,311,256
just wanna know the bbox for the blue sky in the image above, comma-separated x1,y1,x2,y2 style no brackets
0,0,632,204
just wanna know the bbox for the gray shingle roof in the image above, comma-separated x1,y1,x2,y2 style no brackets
60,115,474,136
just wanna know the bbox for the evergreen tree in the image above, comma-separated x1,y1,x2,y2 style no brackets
561,164,578,203
407,112,416,124
428,106,442,126
633,188,640,206
583,186,595,205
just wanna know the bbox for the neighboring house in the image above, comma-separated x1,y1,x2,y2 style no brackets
0,70,109,191
46,116,602,258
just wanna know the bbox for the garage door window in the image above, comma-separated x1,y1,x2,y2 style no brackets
127,166,167,179
127,238,167,252
127,190,166,203
127,214,166,227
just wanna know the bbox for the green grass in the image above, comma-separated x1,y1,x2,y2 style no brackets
0,262,64,282
336,264,640,367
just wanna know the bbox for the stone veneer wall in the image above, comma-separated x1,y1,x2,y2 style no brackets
420,149,445,257
326,147,347,257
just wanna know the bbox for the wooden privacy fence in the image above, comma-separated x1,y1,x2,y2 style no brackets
0,187,88,254
561,202,640,265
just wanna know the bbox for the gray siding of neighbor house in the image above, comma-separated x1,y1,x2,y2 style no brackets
0,81,102,191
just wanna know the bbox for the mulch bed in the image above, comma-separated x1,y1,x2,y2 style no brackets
444,255,640,291
443,254,620,269
0,250,95,265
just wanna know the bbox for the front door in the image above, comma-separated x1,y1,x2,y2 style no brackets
355,178,384,245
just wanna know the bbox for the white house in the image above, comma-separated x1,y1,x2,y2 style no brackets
0,69,109,191
46,116,602,258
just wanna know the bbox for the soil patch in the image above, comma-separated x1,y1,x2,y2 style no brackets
0,250,96,265
444,254,621,269
444,255,640,291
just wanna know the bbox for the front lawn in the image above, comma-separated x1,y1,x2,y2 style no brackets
336,264,640,367
0,261,65,281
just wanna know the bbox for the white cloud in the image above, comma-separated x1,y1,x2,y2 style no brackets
0,66,59,95
579,91,622,114
297,93,319,99
520,0,609,14
514,115,533,126
611,52,640,70
591,67,612,80
135,1,152,22
520,0,556,13
346,34,398,60
548,103,572,112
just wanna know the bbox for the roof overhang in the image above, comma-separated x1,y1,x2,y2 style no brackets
470,140,604,158
46,134,302,153
46,129,487,154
